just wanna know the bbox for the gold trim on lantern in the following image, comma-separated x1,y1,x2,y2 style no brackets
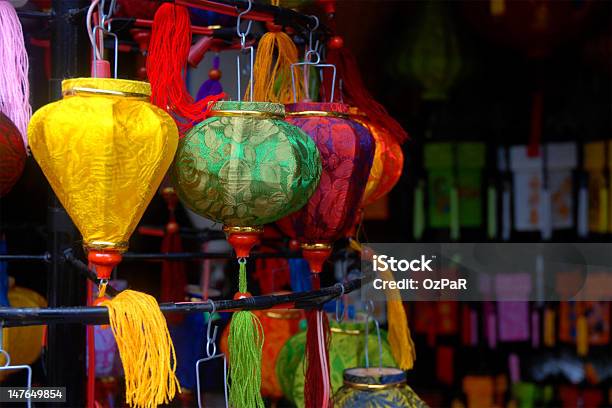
301,242,332,251
330,326,363,335
343,381,404,390
85,241,129,252
62,78,151,98
264,310,302,320
223,226,264,234
210,110,285,119
286,110,349,119
63,87,150,99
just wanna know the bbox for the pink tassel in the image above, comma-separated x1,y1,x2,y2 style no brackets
0,1,31,148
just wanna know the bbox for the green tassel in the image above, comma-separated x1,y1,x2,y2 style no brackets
228,260,265,408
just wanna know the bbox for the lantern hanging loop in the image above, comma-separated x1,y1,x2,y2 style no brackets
86,0,117,61
363,300,384,372
91,25,118,78
291,50,336,103
205,299,219,358
334,282,345,323
235,0,254,101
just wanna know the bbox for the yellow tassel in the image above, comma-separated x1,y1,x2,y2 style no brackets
245,31,304,103
101,290,180,408
349,239,416,370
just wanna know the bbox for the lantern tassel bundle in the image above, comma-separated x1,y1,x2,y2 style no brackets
228,258,265,408
0,0,31,146
245,27,304,103
147,3,224,133
349,239,416,370
305,308,331,408
101,290,180,408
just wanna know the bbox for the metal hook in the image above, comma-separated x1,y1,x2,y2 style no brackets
335,283,345,323
236,0,253,49
91,25,119,78
306,15,319,53
205,299,218,358
363,301,383,371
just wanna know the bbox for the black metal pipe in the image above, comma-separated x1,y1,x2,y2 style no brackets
0,279,361,327
0,254,50,261
17,10,53,20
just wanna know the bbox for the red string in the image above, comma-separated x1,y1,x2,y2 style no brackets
324,47,408,144
147,3,225,134
86,278,95,408
304,310,331,408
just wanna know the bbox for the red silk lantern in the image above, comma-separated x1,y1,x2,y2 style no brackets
277,102,374,274
0,112,25,197
116,0,162,19
277,101,374,408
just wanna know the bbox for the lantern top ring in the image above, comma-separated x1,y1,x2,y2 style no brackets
209,110,284,120
223,226,264,235
285,110,349,119
61,78,151,98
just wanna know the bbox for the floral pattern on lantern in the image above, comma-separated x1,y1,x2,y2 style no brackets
172,101,322,228
277,102,374,244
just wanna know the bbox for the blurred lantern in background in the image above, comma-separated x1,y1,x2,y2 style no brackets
0,113,26,197
276,318,397,407
28,78,178,295
220,307,304,402
397,0,462,101
0,282,47,381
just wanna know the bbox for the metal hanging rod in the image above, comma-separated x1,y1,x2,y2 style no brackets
0,278,360,327
0,250,302,263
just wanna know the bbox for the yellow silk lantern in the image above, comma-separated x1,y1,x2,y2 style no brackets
29,78,178,289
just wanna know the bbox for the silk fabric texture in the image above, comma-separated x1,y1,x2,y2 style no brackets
277,102,374,244
172,101,322,227
28,78,178,251
0,112,25,197
352,110,404,206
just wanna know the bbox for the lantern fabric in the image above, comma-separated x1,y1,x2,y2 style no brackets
0,112,25,197
277,102,374,244
172,101,322,227
28,78,178,253
351,110,404,206
276,319,397,407
334,368,427,408
220,307,303,400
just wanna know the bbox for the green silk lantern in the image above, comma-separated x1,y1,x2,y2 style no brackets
276,319,397,407
172,101,321,236
172,100,321,408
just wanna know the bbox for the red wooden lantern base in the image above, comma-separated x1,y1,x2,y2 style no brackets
224,226,263,258
88,250,122,280
301,243,332,275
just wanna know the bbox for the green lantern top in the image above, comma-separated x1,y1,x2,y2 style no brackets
172,101,321,227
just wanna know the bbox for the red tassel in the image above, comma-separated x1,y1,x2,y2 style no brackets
324,46,408,144
305,310,331,408
147,3,224,134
